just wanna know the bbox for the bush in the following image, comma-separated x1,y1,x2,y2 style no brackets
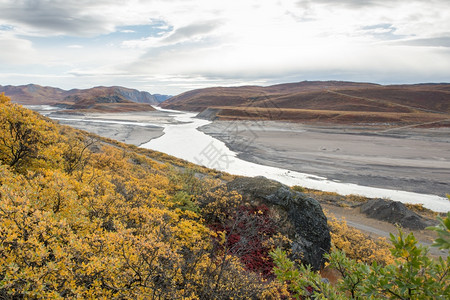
327,213,394,265
271,214,450,299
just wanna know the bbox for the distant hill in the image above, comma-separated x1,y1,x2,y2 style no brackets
161,81,450,126
0,84,170,112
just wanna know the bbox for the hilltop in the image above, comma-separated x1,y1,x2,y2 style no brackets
161,81,450,126
0,84,171,113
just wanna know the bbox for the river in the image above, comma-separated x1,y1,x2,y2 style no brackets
141,107,450,213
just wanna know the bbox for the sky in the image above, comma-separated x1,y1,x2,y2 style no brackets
0,0,449,95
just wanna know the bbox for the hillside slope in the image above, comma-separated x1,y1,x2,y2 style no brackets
0,93,276,298
161,81,450,126
0,94,330,298
0,84,170,112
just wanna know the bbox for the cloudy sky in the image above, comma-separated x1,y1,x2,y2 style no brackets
0,0,449,95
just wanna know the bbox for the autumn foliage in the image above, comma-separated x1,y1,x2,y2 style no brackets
0,94,282,298
0,94,448,299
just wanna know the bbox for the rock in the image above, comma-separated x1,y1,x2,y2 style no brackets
114,87,159,105
226,176,331,270
196,108,221,120
360,199,432,230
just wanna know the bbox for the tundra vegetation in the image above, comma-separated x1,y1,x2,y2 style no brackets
0,93,448,299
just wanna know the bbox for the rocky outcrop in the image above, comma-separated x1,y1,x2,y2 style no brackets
226,176,331,270
114,87,159,105
196,108,222,120
360,199,435,230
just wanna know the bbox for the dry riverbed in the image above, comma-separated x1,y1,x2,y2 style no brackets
199,121,450,198
48,110,175,146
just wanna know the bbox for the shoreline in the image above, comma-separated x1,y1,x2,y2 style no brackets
49,109,449,203
46,110,177,146
198,120,450,198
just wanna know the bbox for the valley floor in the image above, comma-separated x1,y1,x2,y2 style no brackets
46,110,449,256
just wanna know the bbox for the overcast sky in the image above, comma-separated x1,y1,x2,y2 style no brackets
0,0,449,95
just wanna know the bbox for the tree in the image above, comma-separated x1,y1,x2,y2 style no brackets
271,220,450,299
426,197,450,250
271,247,346,299
362,230,449,299
0,94,56,171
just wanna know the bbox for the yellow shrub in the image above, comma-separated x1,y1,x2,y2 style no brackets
326,213,394,265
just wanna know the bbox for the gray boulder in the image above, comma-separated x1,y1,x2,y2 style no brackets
227,176,331,270
360,199,434,230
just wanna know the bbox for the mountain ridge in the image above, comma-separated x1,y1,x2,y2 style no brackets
161,80,450,126
0,84,171,112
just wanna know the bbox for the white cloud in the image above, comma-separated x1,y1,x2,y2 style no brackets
67,45,83,49
0,33,37,64
0,0,449,94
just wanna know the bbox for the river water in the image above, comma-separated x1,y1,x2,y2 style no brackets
141,108,450,213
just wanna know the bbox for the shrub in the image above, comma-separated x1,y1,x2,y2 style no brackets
327,213,394,265
272,214,450,299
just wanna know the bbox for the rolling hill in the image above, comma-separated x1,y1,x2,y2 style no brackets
0,84,170,112
161,81,450,126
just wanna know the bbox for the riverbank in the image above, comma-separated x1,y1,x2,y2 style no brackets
199,120,450,198
47,110,177,146
39,108,447,256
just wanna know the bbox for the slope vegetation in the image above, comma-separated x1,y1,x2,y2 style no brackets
0,93,280,298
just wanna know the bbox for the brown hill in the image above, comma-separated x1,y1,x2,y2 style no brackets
162,81,378,110
60,86,155,112
0,84,169,112
161,81,450,126
0,84,66,104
